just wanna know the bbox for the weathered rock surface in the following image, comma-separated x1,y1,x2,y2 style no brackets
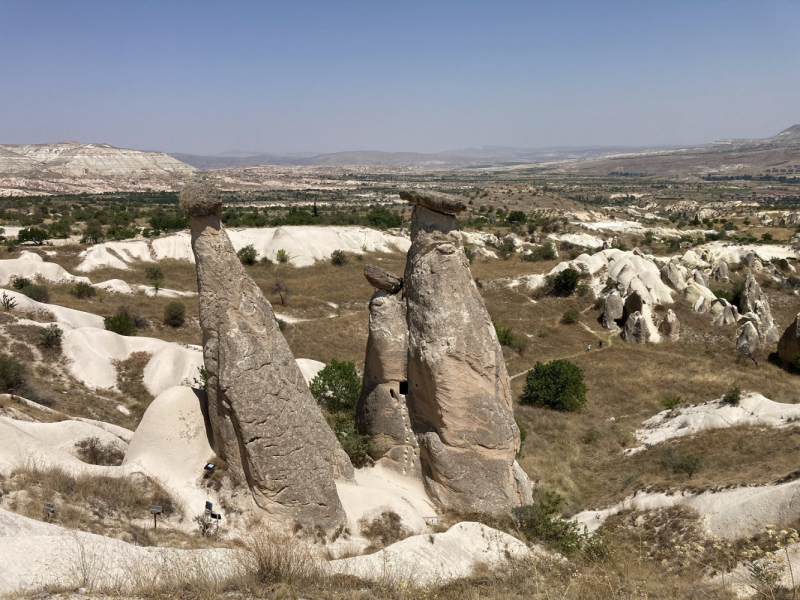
356,287,420,476
622,311,647,344
755,300,780,345
712,303,739,326
661,262,687,292
711,261,729,282
364,264,403,294
736,321,760,358
602,292,624,330
693,269,710,287
402,193,530,513
400,189,466,215
659,309,680,341
778,313,800,364
740,272,762,314
182,175,352,532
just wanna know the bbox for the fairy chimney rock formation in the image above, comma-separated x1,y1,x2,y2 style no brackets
356,266,419,475
180,174,352,532
778,313,800,364
400,189,532,513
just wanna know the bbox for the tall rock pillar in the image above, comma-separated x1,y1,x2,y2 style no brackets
180,174,352,533
400,189,532,513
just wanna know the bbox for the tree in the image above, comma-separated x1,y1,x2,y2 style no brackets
507,210,527,225
17,227,49,245
81,220,104,244
237,244,258,265
145,265,164,291
270,280,291,306
552,268,580,296
521,359,587,412
47,220,72,239
331,249,348,266
163,301,186,328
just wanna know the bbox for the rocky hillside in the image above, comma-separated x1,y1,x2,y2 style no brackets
0,141,195,196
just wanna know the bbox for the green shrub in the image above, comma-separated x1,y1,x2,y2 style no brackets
515,418,527,446
661,395,684,409
20,283,49,303
144,265,164,289
552,268,580,295
163,301,186,328
561,309,580,325
593,297,606,310
275,249,290,264
71,282,96,299
17,227,49,245
75,436,125,466
660,449,702,476
237,244,258,266
331,249,348,266
580,427,602,445
522,243,557,262
309,360,375,466
722,387,742,406
39,324,63,350
521,359,587,412
512,492,589,556
507,210,527,224
494,323,515,347
104,311,137,336
11,277,31,290
1,291,17,311
0,353,26,393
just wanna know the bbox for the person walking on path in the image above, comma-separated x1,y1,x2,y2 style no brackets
598,340,603,349
587,343,591,352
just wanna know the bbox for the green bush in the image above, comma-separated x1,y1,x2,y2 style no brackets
552,268,580,295
20,283,49,303
144,265,164,289
163,301,186,328
331,249,348,266
661,395,684,409
309,360,375,466
0,353,26,393
39,324,63,350
722,387,742,406
494,323,515,347
237,244,258,266
506,210,527,224
275,249,290,264
521,359,587,412
71,282,96,299
512,492,589,556
104,311,137,336
660,449,702,476
593,297,606,310
81,220,104,244
561,309,580,325
11,277,31,290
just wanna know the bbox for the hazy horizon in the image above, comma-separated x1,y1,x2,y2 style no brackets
1,0,798,155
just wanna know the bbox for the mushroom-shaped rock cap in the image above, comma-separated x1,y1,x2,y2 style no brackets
364,264,403,294
179,174,223,217
399,189,466,215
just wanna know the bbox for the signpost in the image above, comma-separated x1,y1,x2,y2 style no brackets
150,505,162,529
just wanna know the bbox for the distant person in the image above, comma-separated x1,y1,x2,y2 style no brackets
598,340,603,349
587,343,591,352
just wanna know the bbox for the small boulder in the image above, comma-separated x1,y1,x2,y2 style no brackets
400,189,466,215
602,292,624,330
693,270,710,287
661,262,687,292
736,321,760,358
364,265,403,294
659,309,680,341
621,311,647,344
711,261,729,282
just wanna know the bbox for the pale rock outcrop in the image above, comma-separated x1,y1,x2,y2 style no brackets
401,190,531,513
684,281,717,313
622,311,647,344
777,313,800,365
740,272,762,314
693,269,710,287
661,262,687,292
742,253,757,269
736,321,760,358
356,267,420,476
659,309,680,341
181,174,352,532
755,300,780,345
602,292,624,330
711,261,730,282
713,303,740,326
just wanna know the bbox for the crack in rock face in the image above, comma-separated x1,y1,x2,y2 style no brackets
181,174,352,533
401,191,532,513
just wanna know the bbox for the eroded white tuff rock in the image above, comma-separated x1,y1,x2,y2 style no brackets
659,309,680,341
622,311,647,344
711,261,729,282
400,190,532,512
739,272,780,344
737,321,760,358
356,266,420,476
660,262,687,292
778,313,800,365
181,175,352,532
602,292,624,330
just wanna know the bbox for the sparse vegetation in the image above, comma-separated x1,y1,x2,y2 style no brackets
331,249,348,266
145,264,164,290
163,301,186,327
104,310,137,336
75,436,125,466
722,386,742,406
661,395,684,409
71,281,96,299
561,308,580,324
552,268,580,296
0,353,26,393
237,244,258,265
275,248,290,263
38,323,63,350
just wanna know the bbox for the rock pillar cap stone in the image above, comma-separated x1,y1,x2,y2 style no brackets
179,174,223,217
364,265,403,294
400,189,466,215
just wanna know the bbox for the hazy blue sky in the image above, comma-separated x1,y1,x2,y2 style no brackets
1,1,798,154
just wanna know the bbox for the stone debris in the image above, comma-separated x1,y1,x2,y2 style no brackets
364,264,403,294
